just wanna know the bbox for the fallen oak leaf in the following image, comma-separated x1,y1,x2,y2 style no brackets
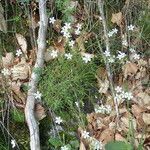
2,52,14,67
16,33,28,59
11,57,31,81
111,12,123,27
123,61,138,78
142,113,150,125
35,103,46,121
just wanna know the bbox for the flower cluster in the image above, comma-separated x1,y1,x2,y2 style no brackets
95,105,112,114
91,138,103,150
103,50,115,63
75,23,82,35
61,23,71,39
108,28,118,37
1,68,11,76
129,48,140,60
68,40,75,48
114,86,133,104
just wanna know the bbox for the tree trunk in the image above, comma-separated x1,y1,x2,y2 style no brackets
25,1,48,150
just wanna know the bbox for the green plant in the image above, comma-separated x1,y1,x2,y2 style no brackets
55,0,75,22
39,53,98,116
105,141,133,150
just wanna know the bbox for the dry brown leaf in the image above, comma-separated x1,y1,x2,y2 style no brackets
142,113,150,125
76,32,92,52
115,133,126,141
35,103,46,121
53,36,65,53
44,47,56,62
2,52,14,67
11,81,26,104
96,68,109,94
123,62,138,78
121,116,137,130
99,129,114,144
111,12,123,27
0,3,7,32
136,92,150,106
16,33,28,58
53,19,62,32
11,58,31,80
131,104,145,117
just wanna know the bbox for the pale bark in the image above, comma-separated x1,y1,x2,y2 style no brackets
97,0,120,119
25,1,47,150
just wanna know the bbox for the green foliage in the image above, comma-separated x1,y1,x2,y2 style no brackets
105,141,133,150
48,137,62,148
39,53,97,115
55,0,75,22
11,108,25,123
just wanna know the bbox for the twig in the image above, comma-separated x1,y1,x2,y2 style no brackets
97,0,120,120
25,1,48,150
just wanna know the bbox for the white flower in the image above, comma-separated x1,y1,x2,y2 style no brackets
105,105,112,114
112,28,118,34
11,139,16,148
91,139,103,150
75,29,81,35
108,28,118,37
61,26,69,34
108,57,115,63
55,116,63,124
50,50,58,58
34,91,42,99
1,68,11,76
63,31,71,39
49,17,56,24
124,92,133,100
75,101,79,107
76,23,82,30
99,16,102,20
115,86,122,93
129,48,135,53
64,23,71,30
122,40,128,46
61,145,69,150
82,53,93,63
64,53,73,60
68,40,75,48
82,131,90,139
128,24,135,31
117,51,126,60
133,53,140,60
104,50,110,57
16,49,22,57
108,31,113,37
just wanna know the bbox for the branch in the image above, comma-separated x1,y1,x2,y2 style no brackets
97,0,120,120
25,1,48,150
